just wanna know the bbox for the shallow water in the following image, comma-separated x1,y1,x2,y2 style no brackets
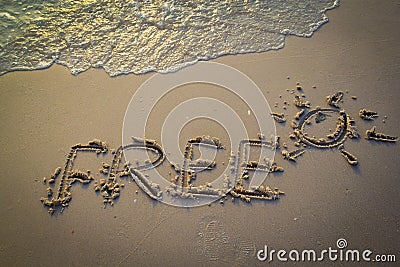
0,0,339,76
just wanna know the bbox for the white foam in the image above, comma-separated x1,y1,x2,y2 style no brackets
0,0,340,76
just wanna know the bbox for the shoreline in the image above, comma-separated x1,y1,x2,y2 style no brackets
0,0,399,266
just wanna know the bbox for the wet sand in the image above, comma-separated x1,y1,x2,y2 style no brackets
0,0,399,266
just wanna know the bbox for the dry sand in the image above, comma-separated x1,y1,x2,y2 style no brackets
0,0,399,266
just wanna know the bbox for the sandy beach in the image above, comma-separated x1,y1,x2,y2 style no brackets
0,0,399,266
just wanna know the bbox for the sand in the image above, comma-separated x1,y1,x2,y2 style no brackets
0,0,399,266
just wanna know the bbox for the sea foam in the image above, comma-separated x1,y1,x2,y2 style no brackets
0,0,339,76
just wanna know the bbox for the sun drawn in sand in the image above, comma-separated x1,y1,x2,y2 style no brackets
272,87,397,166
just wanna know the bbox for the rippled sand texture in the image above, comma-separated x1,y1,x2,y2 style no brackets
0,0,339,76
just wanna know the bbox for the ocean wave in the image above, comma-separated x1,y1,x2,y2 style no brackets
0,0,339,76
